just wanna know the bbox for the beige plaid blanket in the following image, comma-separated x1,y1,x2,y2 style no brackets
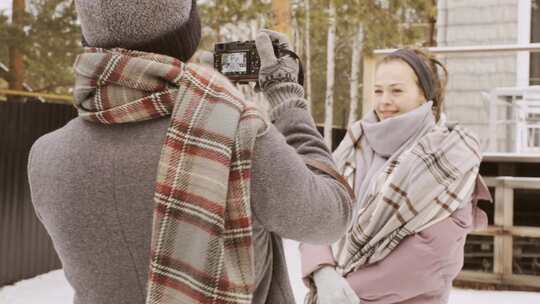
334,123,480,274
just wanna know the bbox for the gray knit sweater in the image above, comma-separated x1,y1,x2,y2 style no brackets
28,97,351,304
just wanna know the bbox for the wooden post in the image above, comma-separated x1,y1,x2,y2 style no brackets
361,55,376,118
493,180,514,278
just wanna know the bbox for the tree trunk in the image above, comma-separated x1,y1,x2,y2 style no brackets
324,0,336,149
348,23,364,127
427,0,437,46
272,0,292,39
426,17,436,46
292,12,302,58
8,0,25,102
304,0,312,110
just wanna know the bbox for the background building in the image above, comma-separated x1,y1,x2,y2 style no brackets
437,0,539,152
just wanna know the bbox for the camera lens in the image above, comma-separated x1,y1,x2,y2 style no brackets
216,44,225,51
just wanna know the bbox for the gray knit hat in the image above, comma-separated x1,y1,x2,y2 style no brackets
75,0,195,49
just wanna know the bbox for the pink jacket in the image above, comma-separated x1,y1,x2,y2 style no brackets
300,177,492,304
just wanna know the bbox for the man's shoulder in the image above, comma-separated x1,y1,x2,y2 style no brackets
31,117,81,153
29,117,87,169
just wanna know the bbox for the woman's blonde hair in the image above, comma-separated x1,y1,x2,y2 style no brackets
378,48,449,122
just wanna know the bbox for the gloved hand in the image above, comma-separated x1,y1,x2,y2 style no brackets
313,266,360,304
255,29,304,110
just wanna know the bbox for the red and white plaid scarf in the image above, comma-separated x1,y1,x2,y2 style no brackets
74,48,267,304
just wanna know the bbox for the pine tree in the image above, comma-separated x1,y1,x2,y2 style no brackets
7,0,25,102
0,0,82,100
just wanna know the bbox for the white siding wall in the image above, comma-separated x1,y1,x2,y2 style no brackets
437,0,519,151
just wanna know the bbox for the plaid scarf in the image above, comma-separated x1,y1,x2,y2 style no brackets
74,48,267,304
335,124,480,273
306,104,481,303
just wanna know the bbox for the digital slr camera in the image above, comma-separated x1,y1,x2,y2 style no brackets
214,40,281,83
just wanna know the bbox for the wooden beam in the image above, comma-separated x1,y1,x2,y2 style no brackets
457,271,540,289
470,225,540,238
374,43,540,56
0,89,73,104
501,274,540,289
483,153,540,163
508,226,540,238
469,226,506,236
483,176,540,190
457,271,502,284
503,177,540,190
493,184,513,276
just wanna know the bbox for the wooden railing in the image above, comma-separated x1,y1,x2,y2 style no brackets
456,176,540,288
0,89,73,104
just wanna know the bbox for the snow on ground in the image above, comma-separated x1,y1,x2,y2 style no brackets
1,240,539,304
0,270,74,304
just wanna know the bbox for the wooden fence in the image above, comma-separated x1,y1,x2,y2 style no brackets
0,100,76,286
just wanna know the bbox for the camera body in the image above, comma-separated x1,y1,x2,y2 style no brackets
214,40,280,83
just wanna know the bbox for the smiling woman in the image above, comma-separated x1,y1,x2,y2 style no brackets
300,48,491,304
374,60,426,120
374,48,449,123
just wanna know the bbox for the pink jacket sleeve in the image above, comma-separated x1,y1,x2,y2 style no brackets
299,243,336,286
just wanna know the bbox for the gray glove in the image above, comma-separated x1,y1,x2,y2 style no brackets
255,29,304,110
313,266,361,304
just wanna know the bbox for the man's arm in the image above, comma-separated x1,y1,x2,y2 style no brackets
249,29,352,244
250,106,352,244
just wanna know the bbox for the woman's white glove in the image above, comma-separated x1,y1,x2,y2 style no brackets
313,266,360,304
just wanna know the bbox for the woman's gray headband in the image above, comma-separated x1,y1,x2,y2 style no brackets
388,49,435,101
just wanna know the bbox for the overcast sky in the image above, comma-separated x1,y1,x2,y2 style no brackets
0,1,12,15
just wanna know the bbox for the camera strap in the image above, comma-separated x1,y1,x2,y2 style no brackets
304,158,355,200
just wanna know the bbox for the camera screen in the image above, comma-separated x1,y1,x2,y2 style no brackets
221,52,247,74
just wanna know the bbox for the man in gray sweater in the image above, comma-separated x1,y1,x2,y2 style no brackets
27,1,352,303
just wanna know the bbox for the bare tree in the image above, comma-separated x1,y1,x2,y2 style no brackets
272,0,292,39
347,23,364,127
304,0,312,110
324,0,337,148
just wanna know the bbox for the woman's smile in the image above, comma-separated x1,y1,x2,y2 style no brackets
380,110,399,118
